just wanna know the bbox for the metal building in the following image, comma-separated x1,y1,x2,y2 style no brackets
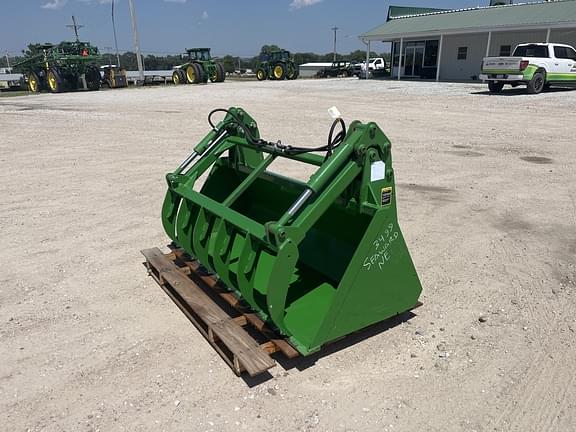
360,1,576,81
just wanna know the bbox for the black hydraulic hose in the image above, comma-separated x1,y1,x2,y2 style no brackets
208,108,267,147
207,108,346,158
326,117,346,159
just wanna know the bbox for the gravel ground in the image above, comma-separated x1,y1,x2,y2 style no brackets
1,78,575,432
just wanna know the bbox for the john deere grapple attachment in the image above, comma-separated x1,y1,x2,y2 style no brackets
160,107,422,358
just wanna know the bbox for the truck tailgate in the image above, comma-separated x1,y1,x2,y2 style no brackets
482,57,523,72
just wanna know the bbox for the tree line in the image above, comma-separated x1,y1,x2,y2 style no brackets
1,44,389,72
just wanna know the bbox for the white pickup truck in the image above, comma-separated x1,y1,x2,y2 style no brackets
480,43,576,94
357,57,388,79
360,57,387,73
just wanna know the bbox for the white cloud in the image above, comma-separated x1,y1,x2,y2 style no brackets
41,0,67,9
75,0,113,4
202,10,208,20
289,0,322,10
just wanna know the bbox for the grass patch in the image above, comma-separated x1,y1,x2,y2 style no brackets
0,90,29,98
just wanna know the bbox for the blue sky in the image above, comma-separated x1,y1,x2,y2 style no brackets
1,1,538,57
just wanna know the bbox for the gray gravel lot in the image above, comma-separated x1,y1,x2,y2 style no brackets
1,78,575,431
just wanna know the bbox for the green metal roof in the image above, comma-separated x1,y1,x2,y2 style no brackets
361,0,576,40
387,6,449,21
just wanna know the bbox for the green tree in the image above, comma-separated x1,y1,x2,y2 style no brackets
221,55,237,73
260,44,282,55
293,52,320,65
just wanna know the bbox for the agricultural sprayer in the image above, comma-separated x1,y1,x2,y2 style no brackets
14,41,101,93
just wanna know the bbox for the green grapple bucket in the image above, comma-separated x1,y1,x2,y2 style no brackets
162,108,422,355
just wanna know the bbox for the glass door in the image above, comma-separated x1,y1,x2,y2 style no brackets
413,44,424,76
403,42,426,77
404,46,415,76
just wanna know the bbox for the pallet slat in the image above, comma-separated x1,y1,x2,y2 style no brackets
171,249,300,359
142,248,276,377
210,320,275,376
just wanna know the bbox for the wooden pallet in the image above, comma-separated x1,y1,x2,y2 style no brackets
141,247,299,377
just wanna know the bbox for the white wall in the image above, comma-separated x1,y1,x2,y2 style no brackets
488,29,548,56
437,28,576,81
299,65,330,78
550,28,576,47
440,33,487,81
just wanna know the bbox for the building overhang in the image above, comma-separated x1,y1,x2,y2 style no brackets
360,22,576,42
360,1,576,43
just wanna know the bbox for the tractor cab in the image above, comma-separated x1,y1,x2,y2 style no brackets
272,50,292,62
262,50,292,63
186,48,212,62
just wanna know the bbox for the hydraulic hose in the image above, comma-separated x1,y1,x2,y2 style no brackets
207,108,347,158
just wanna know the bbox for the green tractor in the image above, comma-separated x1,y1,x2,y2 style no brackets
13,42,102,93
256,50,299,81
172,48,226,85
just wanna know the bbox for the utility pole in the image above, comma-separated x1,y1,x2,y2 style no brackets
104,46,114,66
111,0,121,67
331,26,339,62
128,0,144,82
66,16,84,42
5,51,10,69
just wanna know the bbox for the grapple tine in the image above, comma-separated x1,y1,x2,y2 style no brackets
212,219,235,290
236,235,259,310
192,208,215,274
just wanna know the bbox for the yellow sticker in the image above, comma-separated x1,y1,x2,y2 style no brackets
381,187,393,206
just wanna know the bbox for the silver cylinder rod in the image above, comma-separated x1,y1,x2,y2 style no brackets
177,130,228,174
177,151,198,172
287,188,313,217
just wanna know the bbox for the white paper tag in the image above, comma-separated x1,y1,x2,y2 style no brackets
328,106,341,119
370,161,386,182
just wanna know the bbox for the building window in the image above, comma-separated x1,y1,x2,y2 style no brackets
424,40,439,67
457,47,468,60
500,45,511,56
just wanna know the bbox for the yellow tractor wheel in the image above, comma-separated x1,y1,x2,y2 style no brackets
215,64,226,83
28,73,40,93
186,64,196,84
256,69,266,81
172,70,181,85
273,64,286,80
47,70,61,93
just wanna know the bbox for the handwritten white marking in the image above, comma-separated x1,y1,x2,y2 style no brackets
363,223,399,271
